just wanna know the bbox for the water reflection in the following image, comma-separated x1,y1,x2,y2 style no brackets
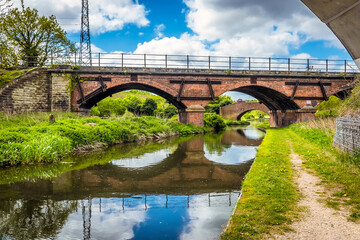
0,126,265,240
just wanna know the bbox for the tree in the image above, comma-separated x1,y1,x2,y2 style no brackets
205,95,235,114
164,104,177,118
124,95,142,116
141,98,157,116
0,6,74,67
0,0,12,17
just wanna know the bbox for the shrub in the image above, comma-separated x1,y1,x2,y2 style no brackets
164,105,178,118
91,98,126,117
204,113,226,130
141,98,157,116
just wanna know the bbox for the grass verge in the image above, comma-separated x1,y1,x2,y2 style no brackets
0,113,203,166
222,128,300,239
223,119,360,239
288,122,360,221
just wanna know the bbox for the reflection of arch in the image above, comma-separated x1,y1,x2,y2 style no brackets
236,109,269,121
232,85,300,111
79,82,186,110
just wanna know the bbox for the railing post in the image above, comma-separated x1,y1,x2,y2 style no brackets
288,58,290,72
98,53,101,68
248,57,251,72
165,54,167,71
307,59,310,72
187,55,189,71
269,57,271,72
121,53,124,70
344,60,347,74
208,56,211,70
229,56,231,70
144,54,146,68
326,59,328,73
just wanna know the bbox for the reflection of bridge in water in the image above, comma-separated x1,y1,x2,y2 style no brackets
0,129,263,240
0,135,257,201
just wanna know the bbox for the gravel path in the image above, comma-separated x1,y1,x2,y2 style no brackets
274,153,360,240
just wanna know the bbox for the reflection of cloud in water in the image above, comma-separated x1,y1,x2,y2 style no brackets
205,146,258,165
112,149,170,168
242,127,265,140
57,198,147,240
180,193,238,240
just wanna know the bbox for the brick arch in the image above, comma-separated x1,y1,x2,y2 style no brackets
332,85,354,100
77,82,187,110
220,102,270,121
237,109,270,121
225,85,300,111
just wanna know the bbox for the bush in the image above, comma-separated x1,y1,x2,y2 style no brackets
204,113,226,130
141,98,157,116
164,105,178,118
315,96,342,118
124,95,142,116
91,98,126,117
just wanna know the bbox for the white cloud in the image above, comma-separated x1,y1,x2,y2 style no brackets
12,0,149,34
154,24,166,38
132,0,343,59
135,33,210,55
183,0,338,44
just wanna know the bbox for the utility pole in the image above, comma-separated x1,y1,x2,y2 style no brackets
80,0,92,66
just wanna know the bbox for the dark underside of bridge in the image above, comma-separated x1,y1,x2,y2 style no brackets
234,86,300,111
79,82,187,110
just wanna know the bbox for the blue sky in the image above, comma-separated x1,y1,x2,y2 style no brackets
15,0,352,60
13,0,354,100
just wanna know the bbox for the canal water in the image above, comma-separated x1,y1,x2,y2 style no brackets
0,126,265,240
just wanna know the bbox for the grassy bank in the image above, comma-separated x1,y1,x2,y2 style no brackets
223,119,360,239
222,128,300,239
288,121,360,221
0,113,203,166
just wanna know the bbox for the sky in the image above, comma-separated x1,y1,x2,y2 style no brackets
12,0,353,100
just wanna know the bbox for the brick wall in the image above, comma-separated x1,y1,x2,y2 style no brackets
0,68,51,113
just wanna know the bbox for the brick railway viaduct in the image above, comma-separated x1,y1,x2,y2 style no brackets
1,0,359,127
0,66,356,127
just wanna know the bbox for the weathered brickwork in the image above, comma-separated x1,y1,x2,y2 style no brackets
1,67,356,127
51,73,71,112
220,102,270,120
334,117,360,154
0,68,51,113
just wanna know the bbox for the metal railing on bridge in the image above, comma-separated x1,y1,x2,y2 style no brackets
14,52,360,73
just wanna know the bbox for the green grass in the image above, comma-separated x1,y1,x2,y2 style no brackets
0,113,203,166
223,119,360,239
0,135,194,185
288,122,360,221
222,129,300,239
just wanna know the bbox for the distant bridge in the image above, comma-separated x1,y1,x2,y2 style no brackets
0,54,358,127
220,102,270,121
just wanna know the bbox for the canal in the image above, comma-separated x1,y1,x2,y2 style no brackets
0,126,265,240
